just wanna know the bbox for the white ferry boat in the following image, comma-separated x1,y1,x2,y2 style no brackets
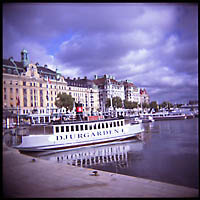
151,111,186,121
14,118,144,152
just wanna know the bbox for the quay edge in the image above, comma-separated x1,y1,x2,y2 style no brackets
3,144,199,198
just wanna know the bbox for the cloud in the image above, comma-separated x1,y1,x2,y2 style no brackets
3,3,198,104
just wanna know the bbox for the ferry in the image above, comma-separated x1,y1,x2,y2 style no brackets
151,111,186,121
14,117,144,152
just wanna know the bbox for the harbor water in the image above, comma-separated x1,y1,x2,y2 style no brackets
4,118,199,189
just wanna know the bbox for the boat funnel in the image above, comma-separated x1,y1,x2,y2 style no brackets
75,102,83,121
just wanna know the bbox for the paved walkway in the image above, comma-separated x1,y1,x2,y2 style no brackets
3,144,199,198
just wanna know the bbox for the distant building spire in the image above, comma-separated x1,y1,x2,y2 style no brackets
21,49,29,67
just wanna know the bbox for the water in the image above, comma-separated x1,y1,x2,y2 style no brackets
3,118,199,189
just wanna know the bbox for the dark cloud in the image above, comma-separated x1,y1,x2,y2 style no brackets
3,3,198,104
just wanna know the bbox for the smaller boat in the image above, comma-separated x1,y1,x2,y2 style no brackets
130,116,142,124
139,114,154,123
151,111,186,121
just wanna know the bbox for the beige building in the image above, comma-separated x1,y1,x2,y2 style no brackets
3,50,99,126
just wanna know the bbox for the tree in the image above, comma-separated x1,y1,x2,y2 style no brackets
55,92,74,112
124,100,138,109
142,102,150,109
112,96,122,108
160,101,173,109
106,97,123,108
124,100,132,109
105,98,111,108
150,101,158,112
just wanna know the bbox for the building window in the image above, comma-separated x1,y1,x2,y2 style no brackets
23,81,26,86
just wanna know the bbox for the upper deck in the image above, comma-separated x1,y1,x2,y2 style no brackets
52,118,126,135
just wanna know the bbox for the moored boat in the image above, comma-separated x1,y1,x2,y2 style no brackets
14,117,144,152
139,114,154,123
151,112,186,121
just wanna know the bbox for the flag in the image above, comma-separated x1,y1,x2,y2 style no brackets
16,96,20,106
48,77,51,84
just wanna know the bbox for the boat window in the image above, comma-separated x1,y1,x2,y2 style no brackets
71,126,74,132
56,127,59,133
94,124,97,129
89,124,92,130
102,123,105,129
121,121,123,126
66,135,67,139
66,126,69,132
80,125,84,131
110,122,112,128
98,123,101,129
114,122,116,127
61,126,64,132
85,124,88,130
76,125,79,131
117,121,120,127
106,123,108,128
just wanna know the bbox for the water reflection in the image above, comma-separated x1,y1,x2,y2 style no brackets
26,140,143,170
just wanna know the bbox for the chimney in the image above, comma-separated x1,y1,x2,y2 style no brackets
84,76,87,80
44,64,48,68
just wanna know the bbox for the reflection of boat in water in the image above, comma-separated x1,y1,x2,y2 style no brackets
28,140,143,168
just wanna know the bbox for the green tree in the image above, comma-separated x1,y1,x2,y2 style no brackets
124,100,132,109
55,92,74,111
132,101,138,109
105,98,111,108
124,100,138,109
142,102,150,109
150,101,158,112
112,96,122,108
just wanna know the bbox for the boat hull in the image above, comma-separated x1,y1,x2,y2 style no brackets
153,116,186,121
15,122,144,152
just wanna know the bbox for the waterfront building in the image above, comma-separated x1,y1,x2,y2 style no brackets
3,50,99,127
139,88,150,104
93,74,125,112
64,76,99,115
93,75,150,112
123,80,141,103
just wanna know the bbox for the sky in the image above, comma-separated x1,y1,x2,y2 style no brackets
3,3,198,104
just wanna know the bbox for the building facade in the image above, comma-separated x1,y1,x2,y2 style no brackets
3,50,150,127
93,75,125,112
93,75,150,111
64,76,99,115
3,50,100,126
123,80,141,103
